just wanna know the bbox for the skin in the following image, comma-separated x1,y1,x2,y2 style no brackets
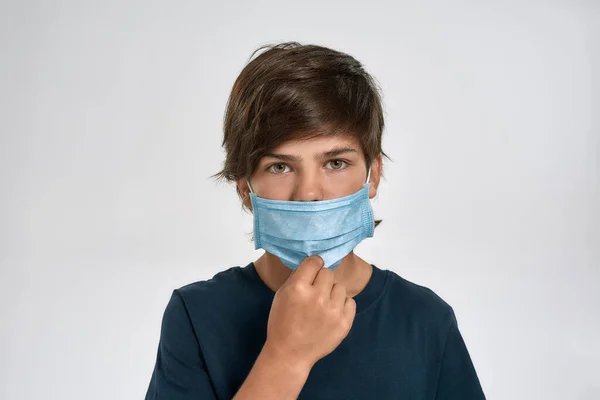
233,134,383,400
236,134,383,296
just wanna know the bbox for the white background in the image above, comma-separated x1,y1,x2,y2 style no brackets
1,1,598,399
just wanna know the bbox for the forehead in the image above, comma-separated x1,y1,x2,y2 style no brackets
268,134,363,155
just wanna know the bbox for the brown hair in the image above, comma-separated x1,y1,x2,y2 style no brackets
215,42,387,184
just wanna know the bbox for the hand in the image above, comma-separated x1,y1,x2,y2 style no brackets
263,256,357,370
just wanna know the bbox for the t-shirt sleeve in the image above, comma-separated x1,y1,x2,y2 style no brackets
434,309,486,400
145,290,218,400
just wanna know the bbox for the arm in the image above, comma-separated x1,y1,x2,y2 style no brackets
434,309,486,400
232,345,312,400
147,291,312,400
145,291,218,400
234,257,355,399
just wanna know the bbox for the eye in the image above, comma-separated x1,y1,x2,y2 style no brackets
326,159,348,170
268,163,290,174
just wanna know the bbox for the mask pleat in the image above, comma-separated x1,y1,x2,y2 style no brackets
251,184,375,269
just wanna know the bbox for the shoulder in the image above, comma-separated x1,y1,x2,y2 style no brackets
382,269,456,326
173,265,251,308
168,263,269,322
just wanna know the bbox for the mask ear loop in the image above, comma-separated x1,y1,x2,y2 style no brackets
366,166,372,185
244,179,256,212
246,179,255,194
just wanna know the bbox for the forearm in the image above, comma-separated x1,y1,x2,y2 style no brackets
233,344,312,400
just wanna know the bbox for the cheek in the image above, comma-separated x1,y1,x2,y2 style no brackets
322,173,365,199
254,178,295,200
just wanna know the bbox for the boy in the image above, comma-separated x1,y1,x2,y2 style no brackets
146,42,485,399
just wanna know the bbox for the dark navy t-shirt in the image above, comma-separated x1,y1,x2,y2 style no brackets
146,263,485,399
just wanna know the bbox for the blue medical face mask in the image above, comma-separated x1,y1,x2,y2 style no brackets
248,175,375,270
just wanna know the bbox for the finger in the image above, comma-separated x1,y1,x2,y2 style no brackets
313,268,335,292
288,255,324,285
280,259,307,287
330,282,347,303
343,297,357,321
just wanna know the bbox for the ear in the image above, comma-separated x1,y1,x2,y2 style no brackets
236,179,253,211
368,154,383,200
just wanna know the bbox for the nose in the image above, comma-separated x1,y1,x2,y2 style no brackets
291,170,324,201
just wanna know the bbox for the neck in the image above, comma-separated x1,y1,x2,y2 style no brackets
253,251,373,297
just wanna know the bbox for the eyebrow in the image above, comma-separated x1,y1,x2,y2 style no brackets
320,147,358,159
262,153,301,162
262,147,358,162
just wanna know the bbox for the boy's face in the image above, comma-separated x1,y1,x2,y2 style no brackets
237,134,382,207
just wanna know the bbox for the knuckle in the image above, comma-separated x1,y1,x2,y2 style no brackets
318,268,334,279
325,303,340,318
332,284,346,297
316,293,328,307
289,282,308,295
347,298,357,311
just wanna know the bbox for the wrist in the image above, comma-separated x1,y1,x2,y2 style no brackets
261,341,314,377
